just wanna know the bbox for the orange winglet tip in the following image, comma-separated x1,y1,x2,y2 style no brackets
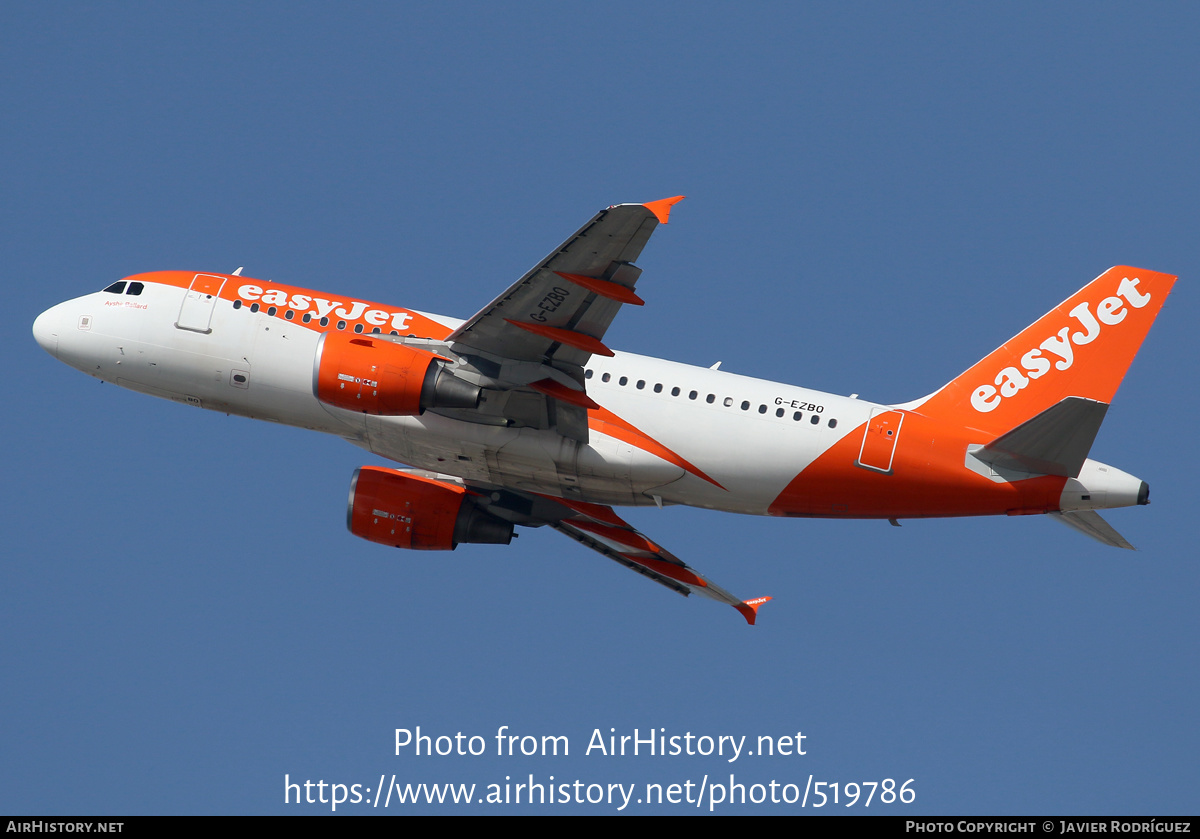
735,596,772,626
504,319,615,357
642,195,685,224
554,272,645,306
528,378,600,410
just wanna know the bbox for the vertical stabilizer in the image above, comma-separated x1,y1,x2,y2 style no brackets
913,267,1175,437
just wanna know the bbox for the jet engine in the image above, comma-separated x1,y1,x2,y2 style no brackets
347,466,514,550
313,332,480,415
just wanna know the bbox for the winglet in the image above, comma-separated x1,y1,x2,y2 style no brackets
643,195,685,224
734,596,772,626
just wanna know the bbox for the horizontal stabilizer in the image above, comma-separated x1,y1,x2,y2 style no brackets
1049,510,1135,550
976,397,1108,477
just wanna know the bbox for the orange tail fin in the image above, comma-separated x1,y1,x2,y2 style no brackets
912,266,1176,436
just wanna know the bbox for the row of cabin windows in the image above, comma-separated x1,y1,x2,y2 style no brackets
224,296,839,428
584,368,838,428
102,281,144,295
231,299,403,335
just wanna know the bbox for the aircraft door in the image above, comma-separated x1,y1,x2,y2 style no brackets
856,408,904,473
175,274,227,334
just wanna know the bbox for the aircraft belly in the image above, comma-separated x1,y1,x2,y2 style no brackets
364,414,519,484
359,412,688,505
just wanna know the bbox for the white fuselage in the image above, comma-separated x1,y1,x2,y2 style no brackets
33,274,1148,525
33,280,870,514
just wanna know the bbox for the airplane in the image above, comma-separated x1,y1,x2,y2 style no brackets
31,197,1176,624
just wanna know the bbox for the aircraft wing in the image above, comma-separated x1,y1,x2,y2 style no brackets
545,498,770,625
445,197,684,368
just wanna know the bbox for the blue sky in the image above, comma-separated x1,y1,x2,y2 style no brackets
3,2,1197,814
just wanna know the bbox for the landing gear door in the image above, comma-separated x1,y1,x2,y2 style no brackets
176,274,227,334
857,408,904,473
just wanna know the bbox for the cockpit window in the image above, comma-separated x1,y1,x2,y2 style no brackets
125,281,144,295
103,281,126,294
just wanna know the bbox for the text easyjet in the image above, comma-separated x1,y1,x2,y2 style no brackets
970,276,1151,413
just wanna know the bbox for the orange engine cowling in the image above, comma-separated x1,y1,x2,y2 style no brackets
313,332,480,415
347,466,514,550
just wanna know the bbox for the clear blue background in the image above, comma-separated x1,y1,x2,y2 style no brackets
3,2,1196,814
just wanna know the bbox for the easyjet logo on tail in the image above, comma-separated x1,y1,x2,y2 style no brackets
970,277,1152,413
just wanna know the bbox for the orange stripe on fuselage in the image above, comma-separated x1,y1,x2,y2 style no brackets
126,270,454,340
768,410,1065,518
587,405,727,490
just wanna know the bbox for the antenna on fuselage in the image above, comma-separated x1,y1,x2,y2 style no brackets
232,267,244,276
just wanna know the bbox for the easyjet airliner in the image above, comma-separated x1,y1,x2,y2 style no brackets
32,198,1175,623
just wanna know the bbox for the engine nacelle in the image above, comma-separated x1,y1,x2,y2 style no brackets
313,332,481,415
347,466,514,550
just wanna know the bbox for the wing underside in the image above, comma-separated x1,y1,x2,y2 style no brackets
463,484,769,624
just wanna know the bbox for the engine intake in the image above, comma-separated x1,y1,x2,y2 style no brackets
347,466,514,550
313,332,480,415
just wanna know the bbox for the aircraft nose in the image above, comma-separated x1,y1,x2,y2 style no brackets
32,306,60,358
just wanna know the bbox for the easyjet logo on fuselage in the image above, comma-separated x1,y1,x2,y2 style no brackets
237,283,415,331
970,276,1152,413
